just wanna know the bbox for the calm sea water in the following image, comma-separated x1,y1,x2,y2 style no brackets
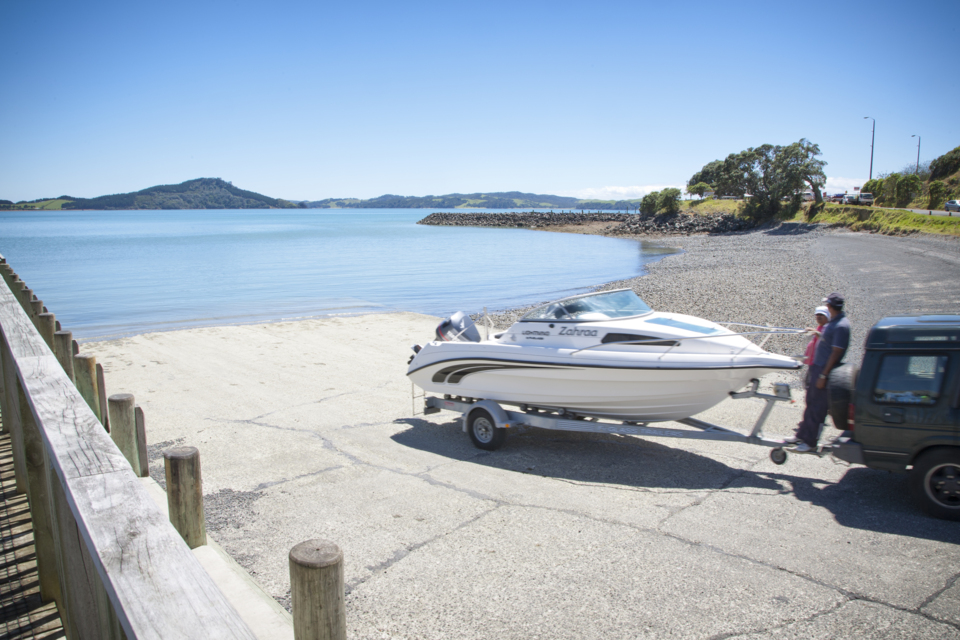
0,209,677,340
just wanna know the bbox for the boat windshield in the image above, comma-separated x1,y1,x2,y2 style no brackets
521,289,652,322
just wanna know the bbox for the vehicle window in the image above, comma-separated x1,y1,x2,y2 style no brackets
873,354,948,405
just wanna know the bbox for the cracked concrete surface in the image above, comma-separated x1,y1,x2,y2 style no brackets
84,232,960,639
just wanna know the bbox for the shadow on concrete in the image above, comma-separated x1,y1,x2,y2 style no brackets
747,466,960,545
392,416,781,492
394,417,960,544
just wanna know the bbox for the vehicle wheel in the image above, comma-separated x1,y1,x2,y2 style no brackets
770,448,787,465
910,449,960,521
827,364,858,430
467,409,506,451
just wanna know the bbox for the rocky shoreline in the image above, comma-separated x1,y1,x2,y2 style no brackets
418,211,757,235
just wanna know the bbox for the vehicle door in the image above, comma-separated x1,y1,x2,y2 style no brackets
856,350,958,470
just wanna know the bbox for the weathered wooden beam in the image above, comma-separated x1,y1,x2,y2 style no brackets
0,331,28,494
17,378,62,604
0,265,256,640
289,539,346,640
163,446,206,549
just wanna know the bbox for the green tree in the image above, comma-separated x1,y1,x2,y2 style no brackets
930,145,960,180
781,138,827,203
687,182,713,199
657,188,681,214
687,160,724,192
895,174,922,207
686,139,825,217
882,173,900,205
862,179,884,202
640,191,660,214
928,181,947,209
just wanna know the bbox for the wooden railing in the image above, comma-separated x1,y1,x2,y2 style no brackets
0,255,257,639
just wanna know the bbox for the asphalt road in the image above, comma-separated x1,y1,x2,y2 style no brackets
902,207,958,217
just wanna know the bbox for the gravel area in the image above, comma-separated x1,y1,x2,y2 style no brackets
486,223,960,378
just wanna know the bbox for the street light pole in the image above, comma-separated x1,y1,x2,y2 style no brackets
864,117,875,181
912,134,921,174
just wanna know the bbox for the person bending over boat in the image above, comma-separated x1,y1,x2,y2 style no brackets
785,293,850,452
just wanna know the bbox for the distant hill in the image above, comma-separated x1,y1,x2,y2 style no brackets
59,178,298,210
1,182,645,212
302,191,643,211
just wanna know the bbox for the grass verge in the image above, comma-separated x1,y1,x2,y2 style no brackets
798,203,960,236
681,198,742,216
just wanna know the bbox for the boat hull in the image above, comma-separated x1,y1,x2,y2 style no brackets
408,348,797,421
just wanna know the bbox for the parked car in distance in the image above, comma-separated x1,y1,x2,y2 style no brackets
831,194,846,203
843,194,859,205
946,200,960,213
858,192,874,206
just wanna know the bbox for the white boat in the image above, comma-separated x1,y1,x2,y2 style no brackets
407,289,802,422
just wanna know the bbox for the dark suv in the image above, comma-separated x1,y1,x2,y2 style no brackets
831,315,960,519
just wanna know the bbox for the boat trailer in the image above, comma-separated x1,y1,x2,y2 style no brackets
419,379,845,465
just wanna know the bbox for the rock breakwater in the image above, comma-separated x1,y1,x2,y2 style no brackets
607,212,756,236
417,211,757,235
418,211,630,228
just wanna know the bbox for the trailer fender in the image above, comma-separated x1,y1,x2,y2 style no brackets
465,400,511,433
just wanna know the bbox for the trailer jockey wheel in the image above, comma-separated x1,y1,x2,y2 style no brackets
770,448,787,465
468,409,506,451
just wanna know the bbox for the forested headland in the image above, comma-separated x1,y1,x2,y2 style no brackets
1,178,300,210
300,191,642,211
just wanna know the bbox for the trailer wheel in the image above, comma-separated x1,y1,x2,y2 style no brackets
770,448,787,465
910,448,960,521
467,409,506,451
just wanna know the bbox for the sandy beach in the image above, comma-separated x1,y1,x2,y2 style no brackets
84,225,960,639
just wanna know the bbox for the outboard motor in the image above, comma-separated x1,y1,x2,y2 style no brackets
436,311,482,342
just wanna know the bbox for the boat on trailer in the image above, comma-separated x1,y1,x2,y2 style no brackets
407,289,803,423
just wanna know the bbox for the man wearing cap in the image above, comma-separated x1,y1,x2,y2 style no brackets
786,292,850,452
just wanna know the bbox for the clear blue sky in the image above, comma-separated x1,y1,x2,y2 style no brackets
2,0,958,202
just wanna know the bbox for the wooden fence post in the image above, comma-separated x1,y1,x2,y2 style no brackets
163,446,206,549
73,353,102,424
96,363,109,432
135,406,148,477
18,284,32,314
30,298,44,324
289,539,346,640
53,330,75,384
108,393,142,475
36,312,56,350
